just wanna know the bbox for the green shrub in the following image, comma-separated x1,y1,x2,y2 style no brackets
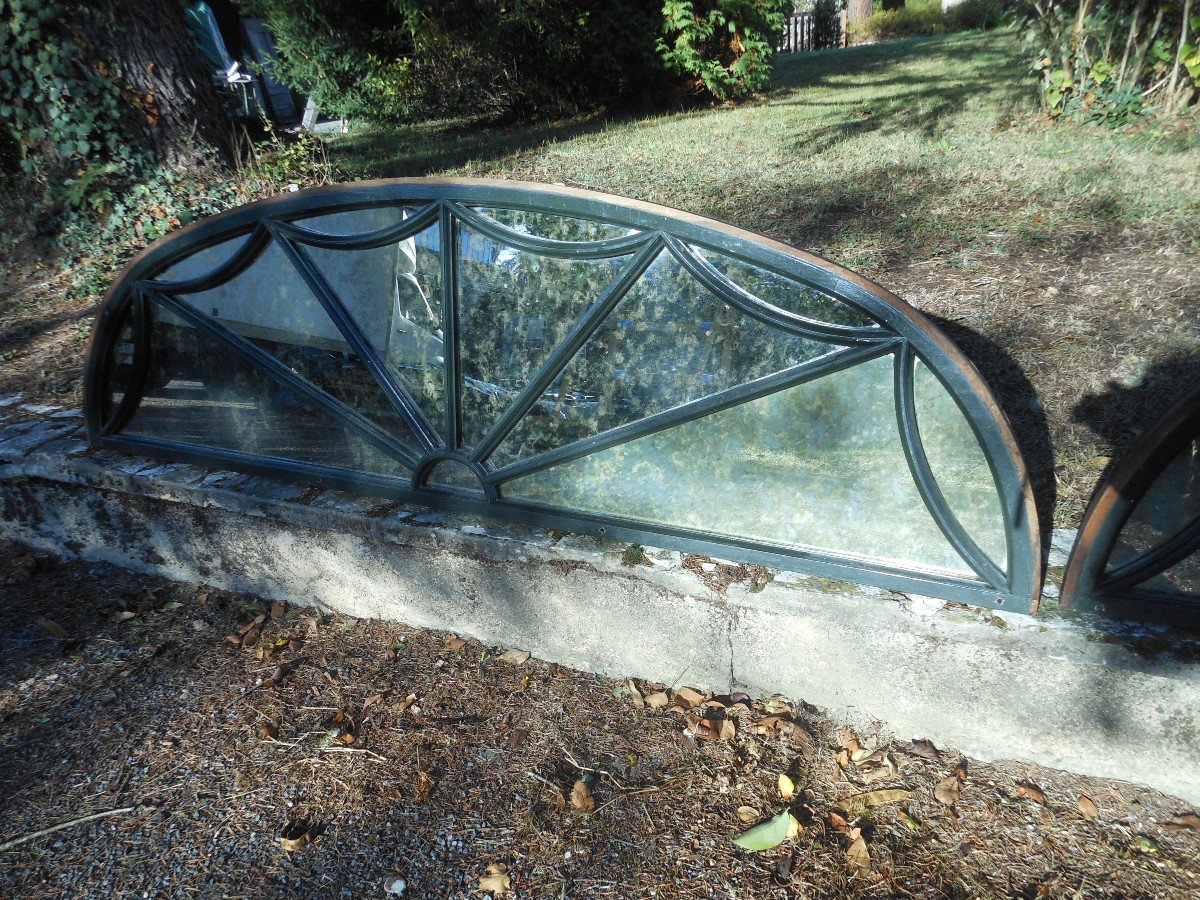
848,0,1003,43
658,0,791,100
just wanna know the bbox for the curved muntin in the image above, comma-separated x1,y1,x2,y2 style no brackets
83,178,1042,612
1062,382,1200,612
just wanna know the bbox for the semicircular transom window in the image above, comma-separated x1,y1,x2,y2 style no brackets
1063,384,1200,611
84,180,1041,612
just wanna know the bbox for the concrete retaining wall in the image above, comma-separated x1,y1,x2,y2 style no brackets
3,410,1199,803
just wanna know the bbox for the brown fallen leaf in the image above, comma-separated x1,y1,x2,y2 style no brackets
35,618,68,639
828,810,851,833
934,776,960,807
269,600,285,621
777,773,796,800
846,829,871,877
688,713,735,742
414,770,434,801
240,614,266,636
570,779,596,813
363,693,384,712
279,820,320,852
626,679,645,710
506,728,529,749
478,862,510,896
845,789,913,813
644,691,670,710
1018,783,1047,805
444,636,466,651
835,727,861,754
907,738,940,761
1164,812,1200,831
257,721,279,740
674,686,705,709
737,806,759,823
1078,794,1100,822
497,649,531,665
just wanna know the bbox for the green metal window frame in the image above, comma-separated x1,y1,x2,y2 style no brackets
1062,382,1200,614
83,178,1042,612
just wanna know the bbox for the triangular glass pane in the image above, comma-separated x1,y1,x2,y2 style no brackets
456,224,630,449
169,238,425,455
691,246,877,329
503,354,974,576
490,251,837,467
913,358,1007,569
305,222,445,435
427,460,485,496
292,206,411,235
1106,440,1199,575
153,233,252,283
125,299,408,476
470,207,637,242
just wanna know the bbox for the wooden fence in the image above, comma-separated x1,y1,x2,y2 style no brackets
776,12,848,53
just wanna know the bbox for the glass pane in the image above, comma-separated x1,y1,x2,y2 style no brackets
291,206,410,236
913,359,1007,569
154,234,251,283
126,301,407,476
1107,440,1200,575
491,252,837,467
471,207,636,242
457,225,629,448
166,247,424,454
106,302,137,415
427,460,484,495
692,246,876,328
1137,550,1200,596
504,354,972,575
306,223,445,432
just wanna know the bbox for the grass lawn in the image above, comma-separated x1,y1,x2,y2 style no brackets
334,29,1200,539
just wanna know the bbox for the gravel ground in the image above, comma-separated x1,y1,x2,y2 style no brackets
2,542,1199,899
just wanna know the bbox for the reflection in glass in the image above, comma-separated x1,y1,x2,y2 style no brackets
691,246,876,328
504,354,971,574
491,252,835,466
291,206,410,236
456,225,628,448
1137,550,1200,596
470,207,637,242
427,460,484,495
106,302,137,415
913,358,1007,569
154,233,252,283
162,245,424,454
306,223,445,431
126,301,407,475
1107,440,1200,585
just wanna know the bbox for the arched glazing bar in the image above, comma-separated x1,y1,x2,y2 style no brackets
1062,383,1200,613
84,178,1041,612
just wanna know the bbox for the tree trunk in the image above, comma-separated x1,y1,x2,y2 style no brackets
849,0,874,22
64,0,230,169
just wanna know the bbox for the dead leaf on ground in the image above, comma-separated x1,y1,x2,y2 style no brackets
846,829,871,877
505,728,529,749
934,776,960,807
279,820,321,852
626,680,644,710
1078,794,1100,822
737,806,759,823
269,600,285,620
414,770,434,801
845,789,913,813
444,636,466,651
1018,783,1047,805
497,649,531,665
674,686,705,709
897,810,922,833
907,738,941,761
1164,812,1200,831
835,727,861,754
478,862,510,896
35,618,68,639
777,773,796,800
570,779,596,813
362,693,384,712
257,721,279,740
239,614,266,636
644,691,670,710
828,810,851,832
688,713,735,742
111,610,137,624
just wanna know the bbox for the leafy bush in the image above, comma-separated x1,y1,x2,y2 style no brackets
658,0,791,100
848,0,1004,43
1024,1,1199,122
